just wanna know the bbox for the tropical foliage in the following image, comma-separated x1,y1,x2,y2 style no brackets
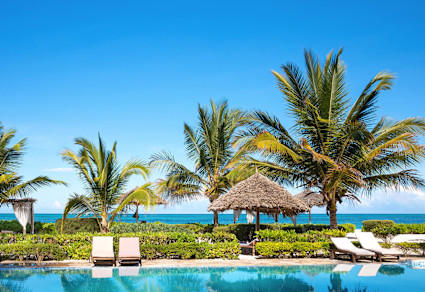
0,124,65,203
237,49,425,228
60,135,152,233
151,100,250,226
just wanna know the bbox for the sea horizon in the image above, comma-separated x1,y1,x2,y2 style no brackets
2,213,425,228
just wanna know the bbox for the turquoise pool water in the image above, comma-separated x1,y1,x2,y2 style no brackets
0,264,422,291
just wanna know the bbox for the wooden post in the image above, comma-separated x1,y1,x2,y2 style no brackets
31,203,35,235
255,208,260,231
309,211,311,224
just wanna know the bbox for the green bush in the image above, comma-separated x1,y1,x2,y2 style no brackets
0,231,239,261
0,243,66,261
362,220,395,231
369,223,425,242
110,222,194,234
256,229,346,243
213,223,353,242
176,223,214,234
0,220,43,234
55,218,100,234
256,242,330,258
396,242,425,256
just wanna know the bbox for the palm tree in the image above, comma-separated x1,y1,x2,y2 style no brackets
60,135,150,233
0,124,65,203
237,49,425,229
151,100,250,226
119,182,166,223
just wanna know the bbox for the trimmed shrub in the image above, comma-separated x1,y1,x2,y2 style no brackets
176,223,214,234
256,242,330,258
55,218,100,234
256,229,346,243
110,222,193,234
362,220,395,231
0,231,239,261
0,243,66,261
214,223,354,242
0,220,43,234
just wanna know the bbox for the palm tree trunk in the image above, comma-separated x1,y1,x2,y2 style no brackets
213,211,219,227
328,190,338,229
101,214,109,233
135,205,139,223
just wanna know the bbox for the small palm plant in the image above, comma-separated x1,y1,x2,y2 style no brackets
238,49,425,228
61,135,151,233
0,124,65,202
151,100,250,226
119,182,166,223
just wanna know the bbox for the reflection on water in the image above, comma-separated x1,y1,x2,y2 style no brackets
0,264,418,292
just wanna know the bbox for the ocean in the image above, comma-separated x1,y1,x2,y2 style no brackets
1,213,425,228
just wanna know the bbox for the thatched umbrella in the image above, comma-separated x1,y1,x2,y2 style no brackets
208,173,310,230
295,189,326,224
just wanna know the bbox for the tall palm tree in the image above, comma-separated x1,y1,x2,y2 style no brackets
151,100,250,226
237,49,425,229
61,135,150,233
0,124,65,203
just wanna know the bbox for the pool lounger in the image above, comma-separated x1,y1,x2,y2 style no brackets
330,237,376,263
118,237,142,266
358,264,381,277
240,239,259,256
355,231,402,262
91,236,115,266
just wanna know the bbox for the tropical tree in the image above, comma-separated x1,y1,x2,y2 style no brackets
118,182,166,223
237,49,425,228
0,124,65,203
151,100,250,226
61,135,151,233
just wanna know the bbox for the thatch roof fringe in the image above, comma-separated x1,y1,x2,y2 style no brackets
208,173,310,216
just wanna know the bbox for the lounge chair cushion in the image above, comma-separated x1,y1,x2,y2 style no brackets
331,237,375,256
119,237,140,258
355,231,403,256
92,236,115,259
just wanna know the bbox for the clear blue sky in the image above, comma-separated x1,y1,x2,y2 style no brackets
1,0,425,214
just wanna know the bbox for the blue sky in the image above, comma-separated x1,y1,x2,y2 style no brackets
1,0,425,214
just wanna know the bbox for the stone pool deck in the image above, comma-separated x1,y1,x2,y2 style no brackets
0,255,409,268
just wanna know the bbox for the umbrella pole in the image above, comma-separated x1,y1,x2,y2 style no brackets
309,210,311,224
256,208,260,231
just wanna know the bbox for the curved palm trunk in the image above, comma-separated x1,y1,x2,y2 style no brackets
213,211,219,227
100,214,109,233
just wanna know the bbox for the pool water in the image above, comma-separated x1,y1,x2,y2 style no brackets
0,264,423,291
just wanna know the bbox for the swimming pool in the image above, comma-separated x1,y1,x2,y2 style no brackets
0,263,422,291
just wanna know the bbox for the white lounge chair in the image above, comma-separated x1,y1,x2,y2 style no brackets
331,237,375,263
355,231,402,262
118,237,142,266
91,236,115,266
391,234,425,243
358,264,381,277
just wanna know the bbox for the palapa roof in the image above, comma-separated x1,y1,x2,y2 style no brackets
1,198,37,206
208,173,310,215
295,189,326,207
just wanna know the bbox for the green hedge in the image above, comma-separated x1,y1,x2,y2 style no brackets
110,222,194,234
213,223,353,242
256,229,346,243
0,243,66,261
362,220,395,231
55,218,100,234
0,220,44,234
256,242,330,258
0,231,239,261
